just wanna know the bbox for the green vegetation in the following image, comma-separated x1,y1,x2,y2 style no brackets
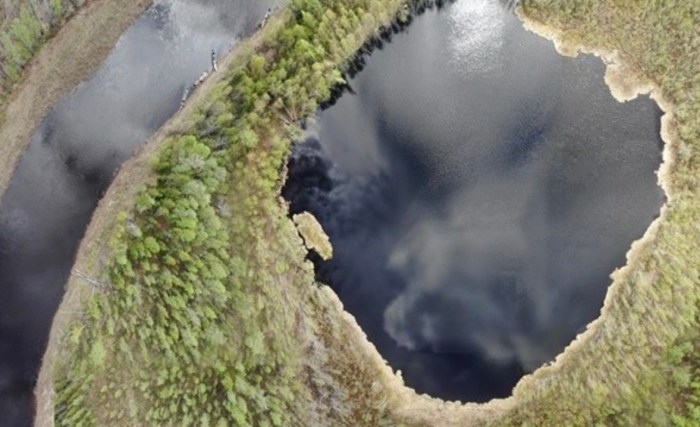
50,0,427,424
668,337,700,426
0,0,85,102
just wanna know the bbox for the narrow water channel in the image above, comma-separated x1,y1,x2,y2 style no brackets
0,1,280,424
284,0,665,402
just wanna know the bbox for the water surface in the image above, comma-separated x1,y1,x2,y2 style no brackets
0,0,280,424
284,0,664,402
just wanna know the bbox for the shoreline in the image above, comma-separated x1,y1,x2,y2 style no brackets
0,0,152,199
512,9,678,378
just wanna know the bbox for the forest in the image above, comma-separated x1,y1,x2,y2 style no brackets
51,0,426,424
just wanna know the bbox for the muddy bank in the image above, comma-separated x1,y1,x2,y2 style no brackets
0,0,152,198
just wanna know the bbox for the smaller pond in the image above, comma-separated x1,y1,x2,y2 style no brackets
0,0,281,424
284,0,665,402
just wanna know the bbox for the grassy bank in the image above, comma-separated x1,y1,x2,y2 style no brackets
0,0,150,198
0,0,81,103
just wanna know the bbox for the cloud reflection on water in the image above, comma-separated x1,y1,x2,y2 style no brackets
285,0,664,400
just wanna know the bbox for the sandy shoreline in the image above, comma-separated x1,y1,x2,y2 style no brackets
0,0,152,199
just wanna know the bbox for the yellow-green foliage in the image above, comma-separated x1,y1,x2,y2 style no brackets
52,0,423,424
0,0,84,102
667,338,700,426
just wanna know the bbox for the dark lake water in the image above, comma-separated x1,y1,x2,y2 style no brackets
0,1,280,424
284,0,664,402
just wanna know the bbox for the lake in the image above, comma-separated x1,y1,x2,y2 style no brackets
284,0,664,402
